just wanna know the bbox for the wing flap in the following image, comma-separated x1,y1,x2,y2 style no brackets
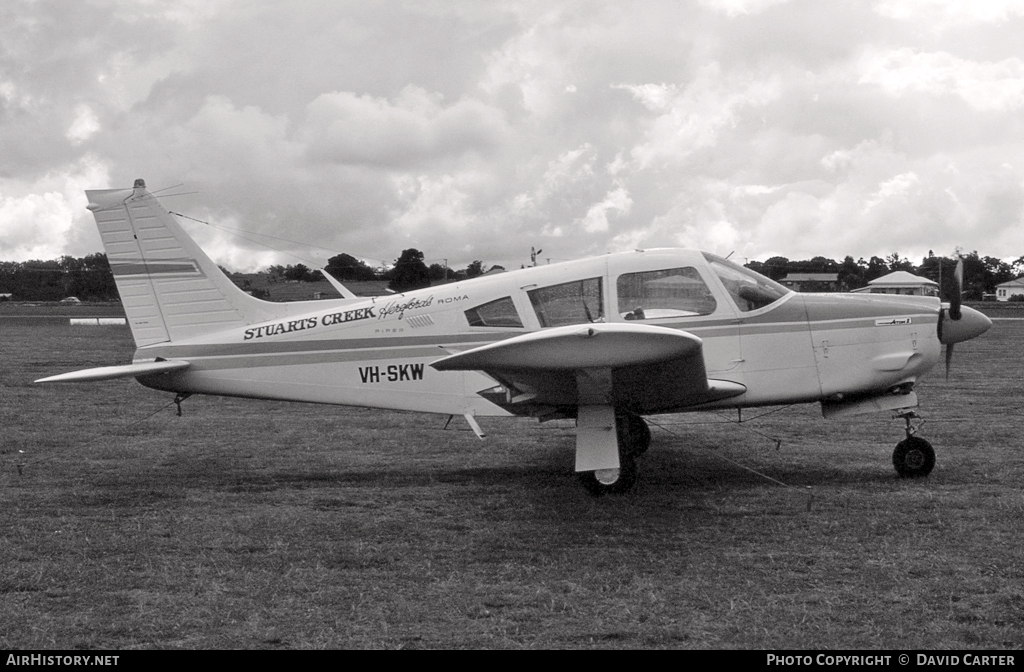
35,360,190,383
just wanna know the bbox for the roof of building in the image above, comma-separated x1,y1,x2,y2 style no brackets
996,277,1024,288
782,273,839,282
867,271,937,287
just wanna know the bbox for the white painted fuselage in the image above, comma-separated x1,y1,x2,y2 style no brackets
132,248,953,419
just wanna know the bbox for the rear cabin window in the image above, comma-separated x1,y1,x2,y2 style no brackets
528,278,604,327
616,267,717,320
464,297,524,328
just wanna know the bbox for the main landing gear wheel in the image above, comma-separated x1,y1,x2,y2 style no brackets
892,436,935,478
617,414,651,456
579,454,639,496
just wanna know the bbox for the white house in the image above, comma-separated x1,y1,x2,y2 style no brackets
995,277,1024,302
850,271,938,296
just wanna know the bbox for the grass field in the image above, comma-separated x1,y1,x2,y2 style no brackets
1,310,1022,649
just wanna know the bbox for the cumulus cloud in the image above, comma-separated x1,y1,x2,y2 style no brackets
390,173,476,235
699,0,793,17
579,186,633,233
619,64,783,170
66,105,101,145
0,0,1022,271
0,156,109,261
859,49,1024,112
479,16,574,118
874,0,1024,25
304,86,508,167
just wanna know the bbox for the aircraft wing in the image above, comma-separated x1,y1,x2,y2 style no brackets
431,323,744,416
35,360,190,383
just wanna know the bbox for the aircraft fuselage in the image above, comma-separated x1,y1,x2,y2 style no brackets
132,249,959,420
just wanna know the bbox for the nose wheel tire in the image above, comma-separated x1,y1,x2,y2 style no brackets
892,436,935,478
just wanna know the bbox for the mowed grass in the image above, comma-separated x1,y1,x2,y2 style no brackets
1,313,1022,649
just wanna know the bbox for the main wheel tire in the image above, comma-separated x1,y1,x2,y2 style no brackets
579,454,639,496
617,414,652,456
892,436,935,478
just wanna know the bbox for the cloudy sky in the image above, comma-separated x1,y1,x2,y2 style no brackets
2,0,1023,272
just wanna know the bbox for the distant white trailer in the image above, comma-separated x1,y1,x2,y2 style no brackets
70,318,127,326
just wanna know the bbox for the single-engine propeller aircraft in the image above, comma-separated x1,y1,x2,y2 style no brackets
38,180,992,494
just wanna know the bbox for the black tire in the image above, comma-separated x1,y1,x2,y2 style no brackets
617,414,652,456
893,436,935,478
578,454,639,496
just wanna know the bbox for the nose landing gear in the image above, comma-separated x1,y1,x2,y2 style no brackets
892,410,935,478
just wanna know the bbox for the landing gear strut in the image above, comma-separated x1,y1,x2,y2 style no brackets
892,410,935,478
578,414,650,495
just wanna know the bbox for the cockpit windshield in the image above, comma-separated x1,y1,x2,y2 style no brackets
703,253,791,312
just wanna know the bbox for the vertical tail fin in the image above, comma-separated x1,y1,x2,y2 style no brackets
86,179,285,347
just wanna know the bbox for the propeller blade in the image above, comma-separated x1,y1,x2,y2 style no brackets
949,257,963,321
943,256,965,375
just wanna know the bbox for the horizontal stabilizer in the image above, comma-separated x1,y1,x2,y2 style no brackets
35,360,190,383
319,268,358,300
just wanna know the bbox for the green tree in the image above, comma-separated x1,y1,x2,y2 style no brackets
885,252,914,273
955,251,1015,299
325,253,377,281
762,256,789,281
1012,255,1024,276
388,249,430,292
982,255,1015,288
838,256,866,290
427,263,450,282
865,256,889,282
917,253,942,284
284,263,314,282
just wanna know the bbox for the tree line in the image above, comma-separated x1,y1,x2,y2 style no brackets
746,251,1024,300
2,249,1022,302
271,249,496,293
0,249,495,300
0,254,118,301
240,248,1024,298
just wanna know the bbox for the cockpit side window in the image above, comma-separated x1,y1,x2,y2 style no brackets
616,267,717,320
704,253,790,312
464,296,524,328
528,278,603,327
